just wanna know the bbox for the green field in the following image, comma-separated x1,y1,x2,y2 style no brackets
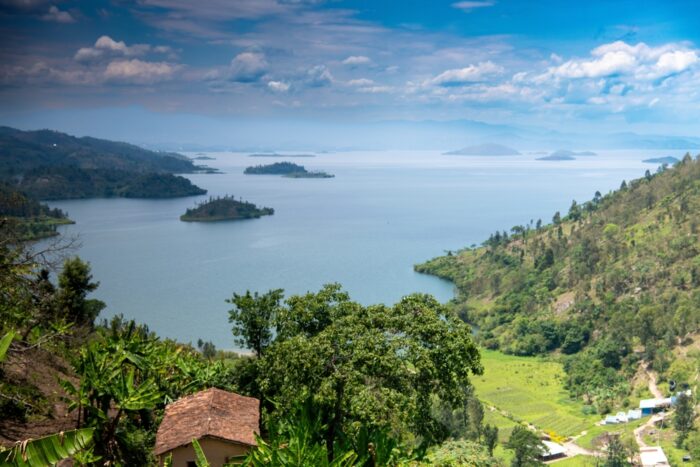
473,350,598,438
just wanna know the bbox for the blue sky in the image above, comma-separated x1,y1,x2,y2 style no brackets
1,0,699,146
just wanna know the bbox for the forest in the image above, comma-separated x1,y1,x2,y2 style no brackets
0,127,208,200
417,155,700,416
244,162,334,178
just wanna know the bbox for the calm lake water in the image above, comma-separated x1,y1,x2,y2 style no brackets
45,150,671,349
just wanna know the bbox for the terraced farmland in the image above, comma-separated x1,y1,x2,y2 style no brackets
473,350,598,437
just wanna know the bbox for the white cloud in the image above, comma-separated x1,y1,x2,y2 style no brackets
41,5,74,23
306,65,333,87
104,59,180,84
431,61,504,85
342,55,371,66
267,80,290,92
229,52,268,82
347,78,374,86
451,1,495,12
74,36,169,62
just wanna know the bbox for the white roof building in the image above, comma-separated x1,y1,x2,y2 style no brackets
639,398,672,409
640,447,669,467
541,440,566,459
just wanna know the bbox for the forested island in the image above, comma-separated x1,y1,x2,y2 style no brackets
180,195,274,222
244,161,334,178
0,127,208,201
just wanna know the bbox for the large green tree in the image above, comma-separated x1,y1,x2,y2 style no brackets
239,285,482,460
227,288,283,357
673,392,696,447
56,257,105,327
506,425,544,467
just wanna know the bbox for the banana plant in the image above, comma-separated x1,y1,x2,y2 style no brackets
0,428,94,467
0,330,15,362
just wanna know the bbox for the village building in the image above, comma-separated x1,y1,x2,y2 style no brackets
639,446,670,467
540,440,566,461
639,398,672,416
154,388,260,467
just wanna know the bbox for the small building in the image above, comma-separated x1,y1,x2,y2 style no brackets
639,446,670,466
603,415,619,425
615,411,628,423
540,440,566,461
626,409,642,421
639,398,672,415
154,388,260,467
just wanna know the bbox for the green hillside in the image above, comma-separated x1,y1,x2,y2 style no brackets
0,127,207,200
417,155,700,408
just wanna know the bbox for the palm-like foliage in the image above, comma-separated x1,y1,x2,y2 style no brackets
0,428,94,467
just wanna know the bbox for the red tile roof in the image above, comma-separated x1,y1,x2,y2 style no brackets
154,388,259,455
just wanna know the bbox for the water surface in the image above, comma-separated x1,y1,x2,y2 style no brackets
47,150,666,349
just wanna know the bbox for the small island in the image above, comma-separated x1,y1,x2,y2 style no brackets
643,156,680,165
443,143,521,156
244,162,334,178
548,149,597,158
248,153,316,158
192,155,216,161
180,195,274,222
537,154,576,161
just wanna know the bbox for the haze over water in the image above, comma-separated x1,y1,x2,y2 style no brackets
47,150,666,349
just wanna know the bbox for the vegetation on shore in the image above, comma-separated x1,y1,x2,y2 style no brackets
180,195,274,222
0,183,73,240
0,126,208,200
417,154,700,421
244,161,334,178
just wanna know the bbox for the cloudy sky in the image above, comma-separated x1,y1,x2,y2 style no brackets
1,0,699,146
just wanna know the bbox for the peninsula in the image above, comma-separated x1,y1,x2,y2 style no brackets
244,162,334,178
0,127,208,200
180,195,274,222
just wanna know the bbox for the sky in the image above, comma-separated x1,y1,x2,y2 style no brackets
1,0,700,147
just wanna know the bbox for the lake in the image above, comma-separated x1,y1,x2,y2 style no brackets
46,150,667,349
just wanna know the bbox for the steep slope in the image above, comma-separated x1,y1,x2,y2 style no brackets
417,154,700,404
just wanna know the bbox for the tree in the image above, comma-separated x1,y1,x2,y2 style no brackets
56,257,105,327
467,397,484,440
673,392,696,447
483,424,499,456
603,433,630,466
256,285,483,460
506,425,544,467
227,289,284,357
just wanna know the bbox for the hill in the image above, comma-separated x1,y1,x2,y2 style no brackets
180,195,274,222
549,149,597,158
443,143,520,156
643,156,680,165
417,154,700,409
0,127,207,200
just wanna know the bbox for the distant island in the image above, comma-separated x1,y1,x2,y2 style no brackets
443,143,520,156
192,155,216,161
0,126,209,200
548,149,597,158
643,156,680,165
537,154,576,161
248,153,316,158
180,195,274,222
244,162,334,178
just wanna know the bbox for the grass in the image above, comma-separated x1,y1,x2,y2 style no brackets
473,350,598,438
553,455,598,466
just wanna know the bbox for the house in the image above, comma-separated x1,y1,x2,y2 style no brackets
615,411,628,423
540,440,566,461
154,388,260,467
603,415,619,425
639,446,670,466
626,409,642,421
639,398,672,415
